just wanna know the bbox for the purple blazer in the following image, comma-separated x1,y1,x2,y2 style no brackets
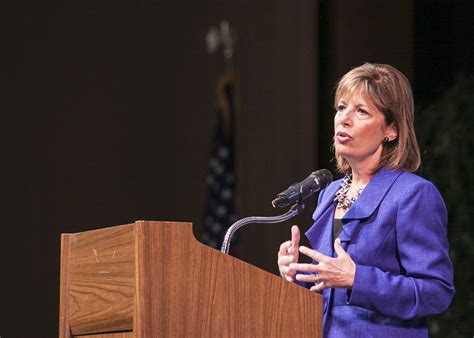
303,167,454,338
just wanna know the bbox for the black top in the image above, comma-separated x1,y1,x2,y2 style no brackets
333,218,343,241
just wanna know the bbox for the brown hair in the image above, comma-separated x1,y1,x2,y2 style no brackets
334,63,421,174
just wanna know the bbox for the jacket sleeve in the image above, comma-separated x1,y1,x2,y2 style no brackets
347,181,455,320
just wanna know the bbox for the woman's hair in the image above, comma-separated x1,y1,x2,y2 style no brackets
334,63,421,174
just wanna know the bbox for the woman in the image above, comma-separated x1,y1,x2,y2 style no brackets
277,63,454,337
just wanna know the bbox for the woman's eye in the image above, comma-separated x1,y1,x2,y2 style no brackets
336,105,345,112
358,108,369,115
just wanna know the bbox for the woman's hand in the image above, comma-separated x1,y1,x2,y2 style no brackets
277,225,300,282
290,238,356,291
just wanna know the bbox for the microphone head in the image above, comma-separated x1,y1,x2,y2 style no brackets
312,169,333,189
272,169,333,208
271,195,287,208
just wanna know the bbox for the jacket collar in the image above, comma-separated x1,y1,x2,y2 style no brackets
306,167,404,246
343,167,403,220
311,180,341,223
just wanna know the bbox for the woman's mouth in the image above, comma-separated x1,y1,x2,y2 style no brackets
336,132,352,143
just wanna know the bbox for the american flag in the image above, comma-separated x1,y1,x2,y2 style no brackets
200,72,238,250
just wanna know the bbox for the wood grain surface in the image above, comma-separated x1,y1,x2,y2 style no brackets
67,223,136,335
135,221,322,337
60,221,322,337
74,333,133,338
59,234,72,338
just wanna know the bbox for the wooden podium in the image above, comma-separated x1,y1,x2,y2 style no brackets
59,221,322,337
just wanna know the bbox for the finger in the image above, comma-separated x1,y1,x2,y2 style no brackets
291,225,300,249
299,246,329,262
333,238,346,257
295,273,319,283
277,255,295,266
278,241,292,256
289,262,321,273
310,281,327,292
279,265,291,275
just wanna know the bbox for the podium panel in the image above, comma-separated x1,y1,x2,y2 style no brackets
59,221,322,337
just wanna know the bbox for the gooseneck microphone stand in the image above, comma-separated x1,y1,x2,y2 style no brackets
220,203,305,255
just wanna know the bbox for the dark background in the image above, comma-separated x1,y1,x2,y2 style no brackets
1,0,472,336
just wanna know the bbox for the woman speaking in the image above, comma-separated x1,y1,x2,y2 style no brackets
277,63,454,337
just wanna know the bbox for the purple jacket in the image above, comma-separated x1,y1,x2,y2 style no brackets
304,167,454,338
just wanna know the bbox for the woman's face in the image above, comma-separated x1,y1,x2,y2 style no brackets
334,90,396,166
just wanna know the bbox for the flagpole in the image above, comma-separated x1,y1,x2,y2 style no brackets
200,20,239,251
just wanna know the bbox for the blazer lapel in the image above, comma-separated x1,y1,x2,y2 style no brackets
306,205,335,258
339,167,404,244
344,167,403,220
311,180,341,222
337,219,361,248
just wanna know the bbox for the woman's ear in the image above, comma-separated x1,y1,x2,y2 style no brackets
386,123,398,141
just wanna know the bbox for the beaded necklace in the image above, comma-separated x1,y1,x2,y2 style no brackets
334,175,364,211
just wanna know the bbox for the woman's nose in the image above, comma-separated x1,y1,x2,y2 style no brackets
336,109,352,127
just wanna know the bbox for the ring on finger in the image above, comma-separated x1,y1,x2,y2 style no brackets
313,272,320,284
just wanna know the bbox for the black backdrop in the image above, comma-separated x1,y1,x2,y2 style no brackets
1,1,318,334
1,0,472,336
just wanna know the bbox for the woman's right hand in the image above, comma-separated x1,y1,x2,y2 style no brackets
277,225,300,282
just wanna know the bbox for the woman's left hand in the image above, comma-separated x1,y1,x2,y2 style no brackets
289,238,356,292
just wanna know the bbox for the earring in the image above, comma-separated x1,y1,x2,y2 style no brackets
383,137,389,144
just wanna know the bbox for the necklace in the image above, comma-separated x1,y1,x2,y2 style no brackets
334,175,364,211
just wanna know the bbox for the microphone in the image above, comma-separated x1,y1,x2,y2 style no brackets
272,169,333,208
